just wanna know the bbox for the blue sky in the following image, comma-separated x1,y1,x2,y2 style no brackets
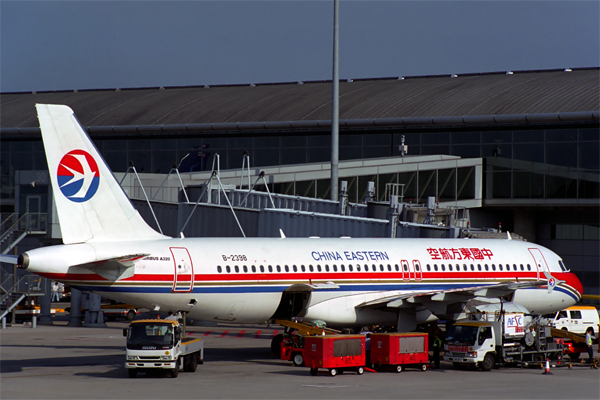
1,1,598,92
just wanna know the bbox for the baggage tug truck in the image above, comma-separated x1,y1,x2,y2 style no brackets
123,319,203,378
444,311,563,371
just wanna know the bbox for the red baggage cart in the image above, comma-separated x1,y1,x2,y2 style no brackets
370,333,429,372
304,335,366,376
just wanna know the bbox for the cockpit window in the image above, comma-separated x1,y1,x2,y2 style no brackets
558,260,568,272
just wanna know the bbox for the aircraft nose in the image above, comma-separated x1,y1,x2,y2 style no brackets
564,272,583,300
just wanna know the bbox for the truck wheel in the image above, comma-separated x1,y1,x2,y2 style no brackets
170,359,180,378
186,354,198,372
357,366,364,375
396,365,403,373
271,334,284,357
128,369,137,378
126,310,135,321
292,352,304,367
421,364,427,371
481,354,495,371
310,368,318,376
329,368,338,377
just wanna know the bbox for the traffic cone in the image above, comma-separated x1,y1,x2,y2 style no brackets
543,357,553,375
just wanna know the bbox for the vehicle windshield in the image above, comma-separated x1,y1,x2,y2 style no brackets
127,323,174,350
446,325,478,346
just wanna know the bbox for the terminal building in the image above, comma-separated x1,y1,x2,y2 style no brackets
1,67,599,300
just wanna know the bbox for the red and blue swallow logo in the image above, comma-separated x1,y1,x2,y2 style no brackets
57,150,100,202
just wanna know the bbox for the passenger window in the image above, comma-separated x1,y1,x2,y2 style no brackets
527,264,532,271
333,265,337,272
226,266,231,273
341,265,345,272
499,264,503,271
470,264,475,271
415,263,420,272
293,265,297,272
477,265,482,271
570,311,582,319
380,265,384,271
317,265,322,272
434,264,438,271
491,264,496,271
348,265,353,272
252,265,256,273
260,265,265,273
217,266,222,273
325,265,330,272
309,265,314,272
356,265,361,271
284,265,289,272
372,265,377,272
426,264,431,271
520,264,525,271
448,264,453,271
396,265,400,271
557,310,568,319
441,264,446,271
463,264,467,271
387,265,392,271
484,264,489,271
243,265,248,273
403,263,408,272
268,265,273,272
234,266,239,273
276,265,281,272
301,265,306,272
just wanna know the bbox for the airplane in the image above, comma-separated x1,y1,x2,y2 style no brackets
1,104,583,337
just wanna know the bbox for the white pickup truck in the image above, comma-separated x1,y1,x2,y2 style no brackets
124,319,204,378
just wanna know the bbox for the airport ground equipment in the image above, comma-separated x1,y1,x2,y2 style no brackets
369,333,429,372
123,319,203,378
444,312,563,371
272,319,340,359
542,306,600,334
304,335,366,376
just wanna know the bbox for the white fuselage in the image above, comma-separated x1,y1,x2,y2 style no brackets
23,237,582,327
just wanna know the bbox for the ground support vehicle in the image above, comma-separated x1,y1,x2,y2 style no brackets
370,333,429,372
272,318,340,362
542,306,599,334
444,313,563,371
304,335,366,376
124,319,203,378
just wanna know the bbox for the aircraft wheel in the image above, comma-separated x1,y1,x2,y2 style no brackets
126,310,136,321
329,368,338,377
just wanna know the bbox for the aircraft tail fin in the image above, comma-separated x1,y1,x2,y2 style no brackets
36,104,168,244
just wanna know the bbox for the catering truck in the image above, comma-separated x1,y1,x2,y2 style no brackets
444,303,563,371
124,319,203,378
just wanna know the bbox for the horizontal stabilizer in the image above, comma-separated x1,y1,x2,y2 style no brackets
70,254,148,281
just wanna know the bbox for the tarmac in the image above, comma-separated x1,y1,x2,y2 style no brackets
1,318,599,400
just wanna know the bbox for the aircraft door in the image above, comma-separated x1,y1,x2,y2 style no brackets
412,260,422,281
528,248,549,281
401,260,410,281
170,247,194,292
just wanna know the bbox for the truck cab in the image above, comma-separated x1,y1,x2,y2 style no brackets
124,319,203,378
444,321,498,371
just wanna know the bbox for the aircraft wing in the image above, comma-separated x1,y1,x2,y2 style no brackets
357,280,547,311
0,254,19,265
69,254,149,281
